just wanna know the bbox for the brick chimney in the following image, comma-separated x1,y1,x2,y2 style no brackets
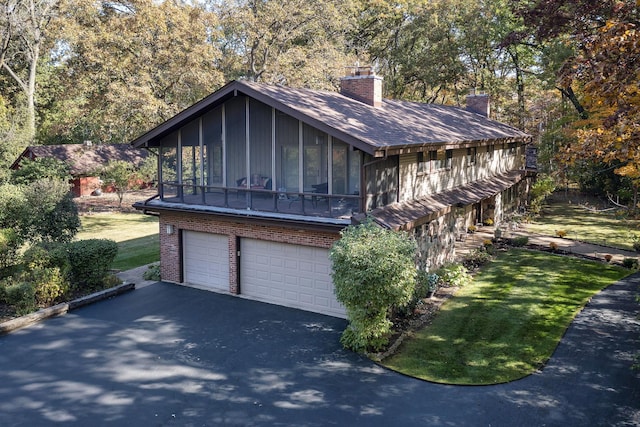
340,66,383,108
466,93,490,118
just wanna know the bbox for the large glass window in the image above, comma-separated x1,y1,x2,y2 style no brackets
275,112,299,192
332,141,347,195
303,124,328,192
333,138,361,195
181,118,201,194
249,99,272,188
225,96,247,187
159,132,178,182
159,131,178,198
348,148,361,195
202,107,223,186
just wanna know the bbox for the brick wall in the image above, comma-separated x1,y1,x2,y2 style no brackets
340,75,383,107
159,212,340,293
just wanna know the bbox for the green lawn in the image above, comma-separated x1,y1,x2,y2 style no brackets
77,213,159,271
383,249,630,385
526,201,640,250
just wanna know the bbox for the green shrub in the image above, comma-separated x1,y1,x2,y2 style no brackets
31,266,69,305
529,175,556,215
143,263,161,281
0,228,22,270
462,248,492,269
437,263,473,288
4,281,36,316
21,178,80,244
65,239,118,291
622,258,638,269
510,236,529,247
330,219,417,353
401,270,440,315
1,263,69,308
23,244,70,272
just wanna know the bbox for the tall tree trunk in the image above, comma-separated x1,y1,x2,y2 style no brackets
557,85,588,119
507,47,526,131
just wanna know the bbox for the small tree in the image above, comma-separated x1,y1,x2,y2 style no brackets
330,219,417,353
21,178,80,243
99,160,142,208
529,174,556,215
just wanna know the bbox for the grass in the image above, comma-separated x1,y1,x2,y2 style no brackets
76,213,159,271
383,249,630,385
525,200,640,251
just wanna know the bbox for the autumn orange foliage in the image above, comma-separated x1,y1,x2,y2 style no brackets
561,16,640,178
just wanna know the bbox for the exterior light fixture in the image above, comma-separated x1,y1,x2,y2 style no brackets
166,224,175,235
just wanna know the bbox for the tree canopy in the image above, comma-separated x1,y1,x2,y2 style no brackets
0,0,636,204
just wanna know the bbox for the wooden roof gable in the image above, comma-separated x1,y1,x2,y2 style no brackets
130,80,530,156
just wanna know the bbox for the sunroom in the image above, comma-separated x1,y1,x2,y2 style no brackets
151,95,363,219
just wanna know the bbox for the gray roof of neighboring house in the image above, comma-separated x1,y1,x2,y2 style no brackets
130,80,530,155
11,144,148,176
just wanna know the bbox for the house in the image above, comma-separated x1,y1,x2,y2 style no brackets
11,142,149,197
131,67,533,318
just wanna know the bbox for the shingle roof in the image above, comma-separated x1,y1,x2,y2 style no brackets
11,144,148,176
240,80,529,149
130,80,530,154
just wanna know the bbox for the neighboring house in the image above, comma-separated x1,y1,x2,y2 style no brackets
131,67,534,318
11,142,149,197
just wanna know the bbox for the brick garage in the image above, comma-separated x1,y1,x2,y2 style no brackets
156,210,345,317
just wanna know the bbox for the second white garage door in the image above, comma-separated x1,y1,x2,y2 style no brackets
183,231,229,292
240,239,346,318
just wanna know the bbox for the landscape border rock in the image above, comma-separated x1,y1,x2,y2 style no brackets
0,282,135,335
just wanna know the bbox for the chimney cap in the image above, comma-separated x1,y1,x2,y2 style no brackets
344,65,375,77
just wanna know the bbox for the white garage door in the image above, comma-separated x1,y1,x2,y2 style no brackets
240,239,346,318
183,231,229,292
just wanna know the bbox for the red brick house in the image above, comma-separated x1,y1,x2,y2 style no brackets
131,67,533,318
11,143,149,197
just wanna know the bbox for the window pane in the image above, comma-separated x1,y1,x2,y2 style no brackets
249,99,272,187
160,132,178,183
203,107,223,185
275,112,298,192
348,147,361,195
332,140,347,195
181,119,201,189
303,124,327,191
417,152,426,174
225,96,246,187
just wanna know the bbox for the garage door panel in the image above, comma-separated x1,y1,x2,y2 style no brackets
240,239,346,318
183,231,229,292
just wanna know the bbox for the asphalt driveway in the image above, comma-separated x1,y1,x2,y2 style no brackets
1,274,639,426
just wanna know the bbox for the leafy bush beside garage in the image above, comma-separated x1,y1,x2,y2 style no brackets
330,219,417,353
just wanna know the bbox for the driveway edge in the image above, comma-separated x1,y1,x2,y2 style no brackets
0,282,135,335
